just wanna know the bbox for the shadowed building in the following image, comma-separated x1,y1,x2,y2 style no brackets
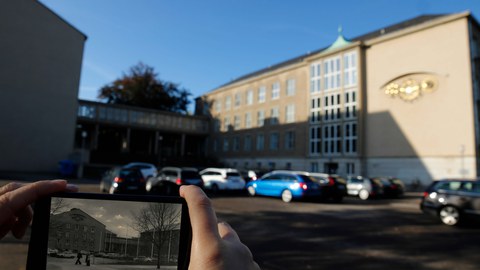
0,0,86,174
196,12,480,184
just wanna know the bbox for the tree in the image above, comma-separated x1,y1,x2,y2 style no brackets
98,63,191,114
132,203,181,269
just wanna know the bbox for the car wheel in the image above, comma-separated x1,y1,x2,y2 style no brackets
359,189,370,200
247,186,256,196
439,205,461,226
332,195,343,203
281,189,293,203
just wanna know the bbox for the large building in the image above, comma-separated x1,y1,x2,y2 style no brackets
0,0,86,174
196,12,480,184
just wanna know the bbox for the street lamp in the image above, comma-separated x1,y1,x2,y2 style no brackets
157,135,163,167
77,131,88,179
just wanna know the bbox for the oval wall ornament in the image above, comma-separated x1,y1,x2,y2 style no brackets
382,73,438,102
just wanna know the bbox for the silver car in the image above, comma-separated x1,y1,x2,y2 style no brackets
346,176,384,200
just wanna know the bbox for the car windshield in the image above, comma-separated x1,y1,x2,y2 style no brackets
181,171,200,178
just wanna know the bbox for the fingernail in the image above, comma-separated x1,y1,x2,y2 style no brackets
66,184,79,192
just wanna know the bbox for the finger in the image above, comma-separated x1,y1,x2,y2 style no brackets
0,180,67,224
0,216,15,239
179,185,220,241
12,205,33,239
0,182,24,196
218,221,240,241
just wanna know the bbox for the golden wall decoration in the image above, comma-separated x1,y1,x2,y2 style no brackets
381,73,439,102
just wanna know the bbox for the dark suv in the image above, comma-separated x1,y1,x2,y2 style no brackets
420,179,480,226
146,167,204,195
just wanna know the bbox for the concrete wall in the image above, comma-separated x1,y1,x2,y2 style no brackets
0,0,86,173
364,16,476,180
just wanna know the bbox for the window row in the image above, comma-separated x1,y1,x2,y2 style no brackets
214,105,296,132
310,90,357,123
214,79,296,112
309,122,358,155
310,51,358,93
212,131,296,152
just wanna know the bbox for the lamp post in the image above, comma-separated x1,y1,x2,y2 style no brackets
460,144,466,178
157,135,163,167
77,131,88,179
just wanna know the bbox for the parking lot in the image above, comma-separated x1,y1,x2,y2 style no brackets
211,193,480,270
1,181,479,270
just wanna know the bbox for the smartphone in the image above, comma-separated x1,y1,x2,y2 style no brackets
27,192,191,270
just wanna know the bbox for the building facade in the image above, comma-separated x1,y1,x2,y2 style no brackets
196,12,480,184
49,208,106,252
0,0,86,173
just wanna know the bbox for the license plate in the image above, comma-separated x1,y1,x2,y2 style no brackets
127,186,138,190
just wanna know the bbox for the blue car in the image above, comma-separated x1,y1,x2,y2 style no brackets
245,170,322,202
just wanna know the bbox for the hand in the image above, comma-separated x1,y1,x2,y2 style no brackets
0,180,78,239
180,185,260,270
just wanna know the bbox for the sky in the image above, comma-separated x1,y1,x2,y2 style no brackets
39,0,480,112
54,197,181,238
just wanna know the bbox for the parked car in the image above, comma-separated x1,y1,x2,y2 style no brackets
123,162,158,180
199,168,246,193
373,176,405,198
309,173,347,202
99,167,146,194
56,251,75,259
146,167,204,195
420,179,480,226
246,170,322,203
346,176,384,200
238,169,267,182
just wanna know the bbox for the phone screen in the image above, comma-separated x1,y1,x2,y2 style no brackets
27,193,191,270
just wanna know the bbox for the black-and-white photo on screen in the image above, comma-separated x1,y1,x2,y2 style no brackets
46,197,182,269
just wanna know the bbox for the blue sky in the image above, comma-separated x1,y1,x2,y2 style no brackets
39,0,480,111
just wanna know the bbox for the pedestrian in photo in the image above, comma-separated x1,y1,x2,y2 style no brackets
85,253,90,266
75,251,82,265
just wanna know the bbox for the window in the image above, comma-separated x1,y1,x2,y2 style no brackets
270,132,279,150
212,138,218,152
256,134,264,151
345,89,357,119
234,93,241,107
309,126,321,155
233,115,241,130
311,162,319,172
344,122,357,154
257,110,265,127
323,92,341,122
344,51,357,87
245,112,252,128
286,79,296,96
223,138,229,152
310,97,321,123
270,107,279,125
244,135,252,151
223,117,230,131
346,163,355,175
324,57,341,90
285,131,295,150
285,104,295,123
225,96,231,110
310,63,321,93
215,100,221,112
271,82,280,100
214,119,221,132
258,86,266,103
246,89,253,105
323,124,342,154
233,136,240,152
